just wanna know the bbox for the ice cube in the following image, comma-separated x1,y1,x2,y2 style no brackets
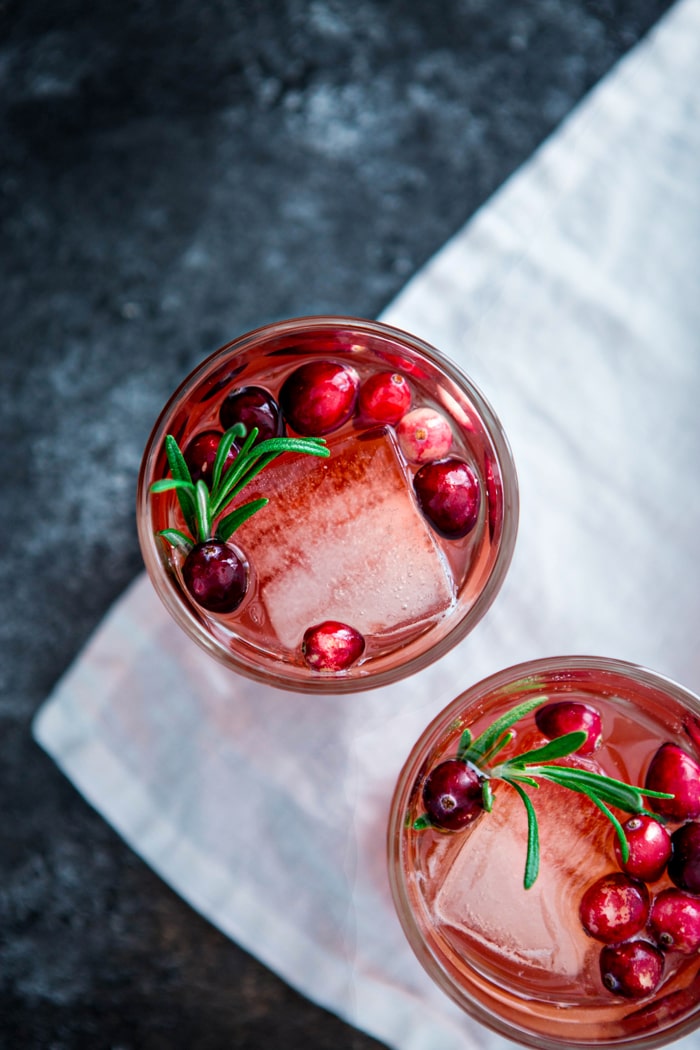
235,429,455,648
433,773,613,990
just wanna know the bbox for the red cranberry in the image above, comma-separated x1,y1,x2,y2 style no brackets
358,371,411,425
645,742,700,821
219,385,284,443
614,815,672,883
422,759,484,832
182,540,248,613
579,873,650,943
600,941,664,999
279,360,359,436
668,822,700,894
534,701,603,755
649,889,700,954
183,430,238,485
397,407,452,463
413,458,481,539
301,621,365,672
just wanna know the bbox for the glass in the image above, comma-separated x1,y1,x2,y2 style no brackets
388,656,700,1048
137,316,518,692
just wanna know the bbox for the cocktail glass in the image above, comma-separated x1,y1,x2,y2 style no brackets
137,316,518,692
388,655,700,1048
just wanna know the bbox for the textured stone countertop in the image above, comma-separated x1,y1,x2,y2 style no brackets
1,2,674,1047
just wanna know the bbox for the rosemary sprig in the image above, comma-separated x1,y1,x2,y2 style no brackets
416,696,674,889
150,425,330,548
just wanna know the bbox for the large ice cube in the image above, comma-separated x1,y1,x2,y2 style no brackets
235,429,455,648
433,773,613,990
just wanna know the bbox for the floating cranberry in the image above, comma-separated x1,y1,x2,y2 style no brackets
358,371,411,425
182,540,248,613
280,360,359,436
219,385,285,443
645,742,700,821
649,889,700,954
302,621,365,672
668,822,700,894
413,458,481,539
183,430,238,485
579,873,650,943
600,941,664,1000
397,407,453,463
614,815,672,883
422,759,484,832
534,701,602,755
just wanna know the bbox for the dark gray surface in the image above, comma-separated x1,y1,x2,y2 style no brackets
1,2,675,1047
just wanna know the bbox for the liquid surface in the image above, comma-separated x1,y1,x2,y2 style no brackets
396,671,700,1045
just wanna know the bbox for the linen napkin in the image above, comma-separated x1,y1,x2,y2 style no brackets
34,1,700,1047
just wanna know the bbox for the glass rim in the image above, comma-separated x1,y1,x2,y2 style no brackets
387,654,700,1049
136,315,519,693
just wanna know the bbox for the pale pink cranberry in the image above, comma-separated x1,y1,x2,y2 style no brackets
614,815,672,883
600,941,664,999
280,360,359,436
302,621,365,672
413,458,481,538
645,742,700,821
668,822,700,894
358,371,411,425
183,430,237,485
397,407,452,463
534,701,602,755
422,759,484,832
649,889,700,954
579,873,650,943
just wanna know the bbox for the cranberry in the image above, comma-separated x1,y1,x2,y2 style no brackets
183,430,238,485
301,621,365,672
579,873,650,943
219,385,285,443
668,822,700,894
182,540,248,613
413,458,481,539
649,889,700,954
279,360,359,436
357,371,411,425
599,941,664,1000
397,407,453,463
534,701,602,755
422,759,484,832
645,742,700,821
614,815,672,883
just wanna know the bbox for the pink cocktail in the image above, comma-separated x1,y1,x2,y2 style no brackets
388,656,700,1048
137,316,517,692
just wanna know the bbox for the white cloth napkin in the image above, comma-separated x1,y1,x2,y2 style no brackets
34,1,700,1047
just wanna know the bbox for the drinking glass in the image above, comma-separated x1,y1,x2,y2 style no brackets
388,656,700,1048
137,316,518,692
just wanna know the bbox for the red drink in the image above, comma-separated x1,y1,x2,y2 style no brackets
137,317,518,692
388,657,700,1047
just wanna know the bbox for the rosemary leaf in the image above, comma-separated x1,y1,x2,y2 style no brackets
509,780,540,889
156,528,194,553
462,696,548,763
194,479,212,541
217,498,269,541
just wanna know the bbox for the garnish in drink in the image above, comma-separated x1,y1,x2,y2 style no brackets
389,659,700,1047
151,424,329,613
412,696,673,890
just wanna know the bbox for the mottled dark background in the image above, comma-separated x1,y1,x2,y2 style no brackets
1,1,675,1047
